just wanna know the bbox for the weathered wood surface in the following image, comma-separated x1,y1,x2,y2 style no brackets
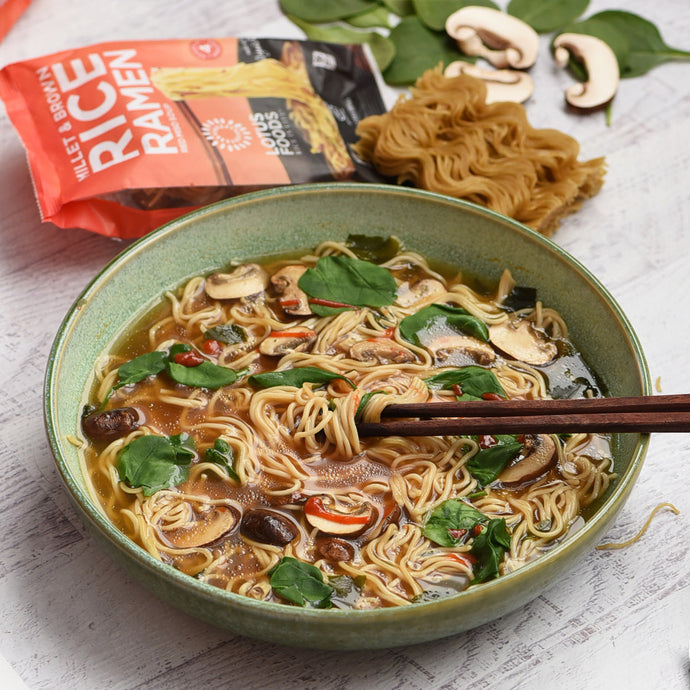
0,1,688,688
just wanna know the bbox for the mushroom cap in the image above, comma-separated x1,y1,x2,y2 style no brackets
396,278,446,308
304,495,374,537
444,62,534,103
259,327,316,356
349,338,415,364
427,333,496,367
552,33,620,110
271,264,313,316
489,319,557,366
205,263,269,300
162,504,240,549
499,434,558,485
446,6,539,69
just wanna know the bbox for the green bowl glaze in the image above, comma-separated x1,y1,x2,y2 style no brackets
45,183,650,650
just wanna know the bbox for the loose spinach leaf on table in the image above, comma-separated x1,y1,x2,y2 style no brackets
466,435,523,486
249,366,356,390
470,518,512,583
507,0,589,34
399,304,489,348
279,0,377,23
269,556,334,608
414,0,499,32
117,433,195,496
204,438,240,482
298,255,398,317
425,365,505,401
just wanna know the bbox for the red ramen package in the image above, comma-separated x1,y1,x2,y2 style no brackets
0,37,388,238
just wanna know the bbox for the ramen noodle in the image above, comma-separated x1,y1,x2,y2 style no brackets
79,237,614,609
0,38,386,238
353,68,606,236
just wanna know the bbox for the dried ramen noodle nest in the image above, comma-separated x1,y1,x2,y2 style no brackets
353,68,606,236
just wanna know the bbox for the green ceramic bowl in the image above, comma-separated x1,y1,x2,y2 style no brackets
45,183,650,649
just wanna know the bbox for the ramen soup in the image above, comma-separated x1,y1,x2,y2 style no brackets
80,236,613,609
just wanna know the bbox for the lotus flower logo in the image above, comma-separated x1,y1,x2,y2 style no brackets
200,118,252,151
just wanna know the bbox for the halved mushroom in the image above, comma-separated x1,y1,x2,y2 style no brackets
82,406,142,441
499,434,558,485
489,319,557,366
303,495,374,537
240,508,299,546
163,504,240,549
259,327,316,356
444,62,534,103
270,264,312,317
427,334,496,366
396,278,446,308
205,263,269,300
446,6,539,70
553,33,620,111
349,338,415,364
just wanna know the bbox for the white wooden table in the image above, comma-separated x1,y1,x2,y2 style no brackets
1,1,688,688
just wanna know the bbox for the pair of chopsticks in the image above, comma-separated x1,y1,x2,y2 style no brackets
356,394,690,437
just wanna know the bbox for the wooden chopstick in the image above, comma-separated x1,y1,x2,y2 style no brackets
356,394,690,437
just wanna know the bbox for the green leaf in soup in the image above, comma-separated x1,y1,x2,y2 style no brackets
399,304,489,348
383,15,469,85
204,438,240,482
288,16,396,73
249,366,356,390
279,0,377,23
423,499,487,546
355,390,388,419
470,518,511,583
465,435,523,486
586,10,690,78
117,433,195,496
269,556,334,608
298,255,398,313
507,0,589,34
424,365,506,401
115,350,168,389
167,360,243,389
204,323,246,345
414,0,499,32
345,234,401,263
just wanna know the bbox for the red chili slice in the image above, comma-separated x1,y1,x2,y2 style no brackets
202,339,222,355
267,329,316,338
478,434,498,449
308,297,357,310
482,392,504,401
173,350,204,367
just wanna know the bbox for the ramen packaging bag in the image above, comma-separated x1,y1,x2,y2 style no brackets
0,37,388,238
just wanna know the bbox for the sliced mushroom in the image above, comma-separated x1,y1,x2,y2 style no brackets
427,334,496,366
489,319,557,366
444,62,534,103
82,406,142,441
259,327,316,356
315,536,356,563
499,434,558,485
304,495,374,537
240,508,299,546
396,278,446,308
270,264,312,317
446,6,539,70
553,33,620,110
163,505,240,549
205,263,269,300
349,338,415,364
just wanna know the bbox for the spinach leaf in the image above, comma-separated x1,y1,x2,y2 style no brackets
346,234,401,263
346,5,393,29
168,360,244,389
204,438,239,481
117,433,195,496
507,0,589,33
355,390,388,419
466,435,523,486
423,499,487,546
298,255,398,317
269,556,334,608
586,10,690,78
279,0,377,23
249,366,356,390
414,0,499,32
204,323,246,345
424,365,506,401
114,351,168,390
399,304,489,348
288,16,396,72
383,15,469,85
470,518,511,583
502,286,537,313
381,0,415,17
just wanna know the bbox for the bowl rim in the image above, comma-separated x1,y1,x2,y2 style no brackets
44,182,651,627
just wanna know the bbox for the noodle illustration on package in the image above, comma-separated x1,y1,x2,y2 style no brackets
0,38,387,238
